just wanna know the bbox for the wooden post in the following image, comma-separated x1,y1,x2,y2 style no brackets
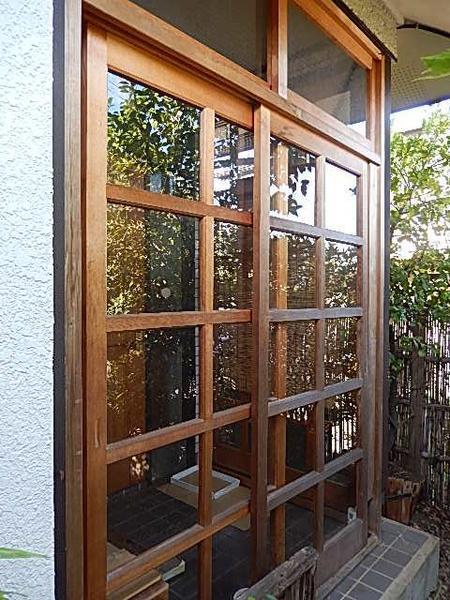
84,24,108,600
198,107,215,600
251,104,271,581
314,156,326,552
270,141,289,565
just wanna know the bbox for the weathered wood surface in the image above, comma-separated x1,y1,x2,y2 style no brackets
241,546,318,599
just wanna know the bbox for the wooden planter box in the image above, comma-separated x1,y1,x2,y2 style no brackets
385,477,422,524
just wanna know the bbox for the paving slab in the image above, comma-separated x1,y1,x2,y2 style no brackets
321,518,439,600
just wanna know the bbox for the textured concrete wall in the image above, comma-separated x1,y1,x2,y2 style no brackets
0,1,54,599
339,0,398,57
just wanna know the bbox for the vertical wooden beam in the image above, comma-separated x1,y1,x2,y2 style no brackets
84,24,108,600
268,0,288,97
270,141,289,566
198,107,215,600
251,104,271,581
65,1,83,599
356,164,369,536
314,155,326,552
366,68,377,143
369,56,386,535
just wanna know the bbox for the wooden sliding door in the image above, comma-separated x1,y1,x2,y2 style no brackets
84,26,268,599
83,11,381,599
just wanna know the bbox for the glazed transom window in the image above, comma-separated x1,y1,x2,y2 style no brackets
288,1,367,135
130,0,268,78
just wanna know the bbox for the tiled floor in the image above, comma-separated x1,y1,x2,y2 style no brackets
325,519,432,600
108,483,342,599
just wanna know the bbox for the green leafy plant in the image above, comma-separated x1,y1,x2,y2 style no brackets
389,109,450,451
418,49,450,80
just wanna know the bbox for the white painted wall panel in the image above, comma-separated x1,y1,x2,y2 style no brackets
0,1,54,598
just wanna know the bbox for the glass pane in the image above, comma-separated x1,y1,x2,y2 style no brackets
107,436,199,560
166,544,198,600
270,321,316,398
213,422,251,511
212,524,251,599
325,241,358,308
131,0,268,78
268,405,315,487
324,318,359,386
270,231,316,309
285,489,315,558
324,465,357,541
107,328,199,443
214,222,253,309
288,2,367,132
213,324,252,412
214,118,254,211
108,72,200,199
270,137,316,224
325,391,359,463
325,163,358,235
107,205,199,315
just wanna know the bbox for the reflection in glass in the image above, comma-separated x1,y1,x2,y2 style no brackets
108,72,200,199
107,436,199,557
270,321,316,398
325,241,358,307
325,163,358,234
213,324,252,411
268,405,315,488
325,391,359,463
286,404,315,475
270,231,316,309
270,137,316,224
107,328,199,443
107,205,199,315
213,421,252,504
288,1,367,132
214,222,253,309
131,0,268,78
214,118,254,210
325,318,359,386
324,466,357,540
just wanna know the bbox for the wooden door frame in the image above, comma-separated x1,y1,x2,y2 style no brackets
61,0,389,598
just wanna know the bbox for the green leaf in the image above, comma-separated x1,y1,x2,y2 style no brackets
0,548,45,560
417,49,450,80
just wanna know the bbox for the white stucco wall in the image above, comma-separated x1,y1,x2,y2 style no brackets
0,1,54,599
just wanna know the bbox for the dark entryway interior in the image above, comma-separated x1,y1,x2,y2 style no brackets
108,484,343,599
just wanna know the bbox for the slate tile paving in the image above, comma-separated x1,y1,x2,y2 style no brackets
109,483,339,599
324,518,431,599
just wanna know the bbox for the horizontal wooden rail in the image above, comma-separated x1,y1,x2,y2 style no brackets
268,378,363,417
106,309,252,332
268,471,323,511
269,307,362,322
270,215,363,246
323,447,364,479
107,500,249,592
107,404,251,464
107,184,253,226
84,0,382,166
267,447,363,511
